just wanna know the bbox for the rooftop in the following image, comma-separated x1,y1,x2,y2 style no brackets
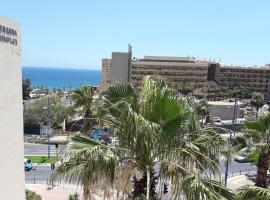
142,56,196,63
132,61,208,68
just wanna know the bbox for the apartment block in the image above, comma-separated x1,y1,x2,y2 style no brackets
100,45,270,99
220,65,270,98
131,56,211,96
99,58,112,92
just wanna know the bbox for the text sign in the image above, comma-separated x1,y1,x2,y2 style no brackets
0,25,18,46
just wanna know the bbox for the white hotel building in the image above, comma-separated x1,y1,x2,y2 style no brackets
0,16,25,199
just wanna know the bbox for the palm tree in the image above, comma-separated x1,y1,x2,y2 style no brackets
243,114,270,188
196,99,210,126
52,76,232,200
251,92,264,120
72,85,94,134
235,186,270,200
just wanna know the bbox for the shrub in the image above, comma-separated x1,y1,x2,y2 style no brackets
68,193,79,200
25,189,42,200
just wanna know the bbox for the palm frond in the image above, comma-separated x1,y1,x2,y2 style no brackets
235,185,270,200
182,175,234,200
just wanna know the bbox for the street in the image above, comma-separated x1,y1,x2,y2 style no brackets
25,160,257,184
24,143,257,190
24,143,66,156
24,143,66,184
25,166,52,184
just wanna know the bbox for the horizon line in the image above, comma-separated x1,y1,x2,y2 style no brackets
22,65,101,70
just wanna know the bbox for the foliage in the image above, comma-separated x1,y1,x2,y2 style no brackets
195,99,210,125
68,193,80,200
251,92,264,119
23,78,32,100
227,86,251,99
241,114,270,187
26,156,60,163
25,189,42,200
72,85,94,134
248,148,259,165
251,92,264,110
23,95,75,128
234,186,270,200
52,76,233,200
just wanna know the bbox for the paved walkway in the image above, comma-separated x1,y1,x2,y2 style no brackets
25,184,108,200
227,174,255,190
26,184,83,200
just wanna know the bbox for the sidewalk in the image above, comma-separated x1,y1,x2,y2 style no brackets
25,184,105,200
227,174,255,190
26,184,82,200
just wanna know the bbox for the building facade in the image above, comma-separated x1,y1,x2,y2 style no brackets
131,56,210,97
100,46,270,99
99,58,112,92
0,17,25,199
220,65,270,99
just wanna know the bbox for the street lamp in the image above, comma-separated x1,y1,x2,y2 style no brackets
224,95,238,187
43,96,54,159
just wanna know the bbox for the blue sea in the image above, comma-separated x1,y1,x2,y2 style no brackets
22,67,101,90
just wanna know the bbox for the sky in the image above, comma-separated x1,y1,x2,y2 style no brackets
1,0,270,69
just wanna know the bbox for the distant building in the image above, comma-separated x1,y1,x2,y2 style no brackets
99,58,112,92
100,45,270,99
0,17,25,199
100,46,220,98
220,65,270,99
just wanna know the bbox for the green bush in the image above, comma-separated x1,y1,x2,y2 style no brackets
68,192,79,200
25,189,42,200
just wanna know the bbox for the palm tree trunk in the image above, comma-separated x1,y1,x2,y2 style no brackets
132,166,157,199
146,166,150,200
256,149,270,188
256,107,259,120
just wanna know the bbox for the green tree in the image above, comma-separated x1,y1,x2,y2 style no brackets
196,99,210,126
72,85,94,134
226,86,250,100
52,76,232,200
22,78,31,100
24,95,75,129
243,114,270,188
251,92,264,120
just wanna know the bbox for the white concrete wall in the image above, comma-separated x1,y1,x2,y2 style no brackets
0,17,25,199
209,103,240,120
111,52,129,83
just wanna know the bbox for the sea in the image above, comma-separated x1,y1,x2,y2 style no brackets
22,67,101,91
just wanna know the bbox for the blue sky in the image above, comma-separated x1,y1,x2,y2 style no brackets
1,0,270,69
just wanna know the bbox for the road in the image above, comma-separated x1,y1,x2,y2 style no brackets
24,143,65,184
25,160,257,184
25,166,52,184
24,143,66,156
24,143,257,184
220,160,256,176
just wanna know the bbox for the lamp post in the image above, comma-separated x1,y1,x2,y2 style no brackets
224,95,238,187
44,96,54,159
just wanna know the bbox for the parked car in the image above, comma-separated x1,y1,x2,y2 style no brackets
234,155,250,163
24,158,33,171
213,117,221,122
